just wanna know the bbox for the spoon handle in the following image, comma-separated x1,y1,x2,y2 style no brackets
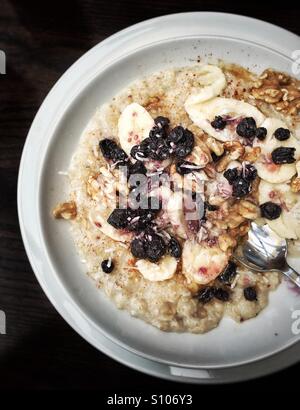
282,264,300,288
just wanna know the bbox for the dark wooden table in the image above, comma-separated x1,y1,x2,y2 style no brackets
1,0,299,393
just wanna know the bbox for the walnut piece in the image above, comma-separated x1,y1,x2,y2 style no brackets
237,200,259,220
219,233,237,252
251,69,300,117
215,141,245,172
242,146,261,163
291,177,300,193
206,136,224,157
53,201,77,220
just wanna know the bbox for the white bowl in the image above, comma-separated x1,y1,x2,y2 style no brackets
18,12,300,377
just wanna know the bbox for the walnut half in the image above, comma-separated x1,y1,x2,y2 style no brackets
53,201,77,220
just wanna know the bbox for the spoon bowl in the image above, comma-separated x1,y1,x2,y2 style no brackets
234,222,300,287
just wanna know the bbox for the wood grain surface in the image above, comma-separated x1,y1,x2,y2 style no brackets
0,0,299,392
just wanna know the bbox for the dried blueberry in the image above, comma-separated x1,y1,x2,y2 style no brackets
149,125,167,140
244,286,257,301
214,288,230,302
195,287,216,304
271,147,296,164
128,211,154,231
236,117,257,139
218,261,237,285
168,237,182,258
101,259,114,274
128,160,147,176
144,233,166,262
130,238,147,259
223,168,239,184
211,115,227,130
176,159,201,175
107,208,132,229
99,138,128,163
274,127,290,141
260,202,281,220
144,137,171,161
174,129,195,158
244,164,257,182
130,138,150,160
154,116,170,129
255,127,267,141
167,126,185,144
232,177,251,198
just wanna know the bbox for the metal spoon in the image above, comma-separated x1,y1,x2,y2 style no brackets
233,222,300,288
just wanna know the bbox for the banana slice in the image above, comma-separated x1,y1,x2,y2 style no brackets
185,97,265,142
89,208,133,242
184,64,226,104
258,180,300,239
136,255,177,282
254,118,300,183
118,103,154,155
182,240,228,285
167,191,188,239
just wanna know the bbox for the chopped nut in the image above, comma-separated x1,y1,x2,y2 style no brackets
219,233,237,252
291,176,300,193
242,146,261,163
215,141,244,172
206,136,224,157
251,69,300,117
86,174,100,199
230,221,250,238
227,214,245,229
53,201,77,220
237,200,259,219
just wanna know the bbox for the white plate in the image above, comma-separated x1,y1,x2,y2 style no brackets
18,12,300,380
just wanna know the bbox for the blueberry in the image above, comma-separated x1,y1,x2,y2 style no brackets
154,116,170,129
223,168,239,184
271,147,296,164
128,161,147,176
128,212,153,232
167,126,185,144
168,237,182,258
146,138,171,161
195,287,216,304
218,261,237,285
130,138,150,160
99,138,128,163
260,202,281,220
244,286,257,301
232,177,251,198
214,288,230,302
236,117,257,139
274,127,290,141
255,127,267,141
149,125,167,140
101,259,114,274
244,164,257,182
155,142,172,160
130,238,147,258
107,208,132,229
144,232,166,262
174,129,195,158
176,159,200,175
211,115,227,130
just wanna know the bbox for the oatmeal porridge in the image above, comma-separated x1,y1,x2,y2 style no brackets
53,63,300,333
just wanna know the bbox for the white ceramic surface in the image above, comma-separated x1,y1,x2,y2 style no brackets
18,12,300,381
